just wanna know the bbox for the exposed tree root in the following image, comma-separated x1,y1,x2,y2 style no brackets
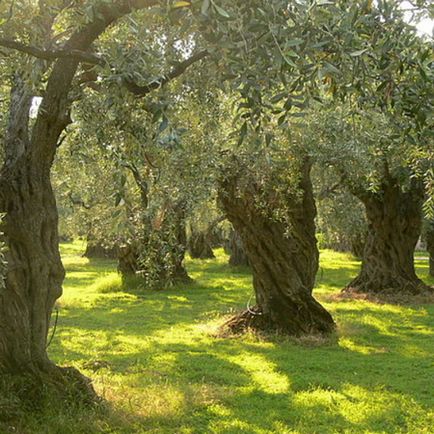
218,304,335,338
0,366,100,425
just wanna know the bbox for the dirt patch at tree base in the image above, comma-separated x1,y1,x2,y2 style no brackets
217,307,336,343
333,286,434,304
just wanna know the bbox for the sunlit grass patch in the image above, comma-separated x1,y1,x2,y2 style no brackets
14,243,430,433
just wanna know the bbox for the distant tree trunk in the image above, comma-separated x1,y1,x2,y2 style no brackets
188,227,215,259
84,237,118,259
118,242,139,276
226,229,249,266
119,197,190,287
345,179,430,294
350,231,366,260
426,222,434,277
168,202,190,282
218,160,335,336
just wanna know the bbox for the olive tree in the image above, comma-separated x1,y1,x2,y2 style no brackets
0,0,208,396
218,148,335,335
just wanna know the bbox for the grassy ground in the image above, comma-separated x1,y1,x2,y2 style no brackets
15,243,434,433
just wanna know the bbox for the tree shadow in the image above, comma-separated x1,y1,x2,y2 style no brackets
46,246,434,433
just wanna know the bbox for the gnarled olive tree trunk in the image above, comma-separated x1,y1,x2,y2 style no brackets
0,0,145,394
345,179,430,294
0,67,95,401
218,160,335,336
0,162,65,373
0,74,62,374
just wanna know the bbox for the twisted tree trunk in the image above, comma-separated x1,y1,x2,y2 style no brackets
218,160,335,336
0,70,97,402
0,0,158,397
345,179,430,294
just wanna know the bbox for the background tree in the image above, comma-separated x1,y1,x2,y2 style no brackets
425,220,434,277
225,228,249,267
187,203,224,260
311,102,432,295
315,169,367,258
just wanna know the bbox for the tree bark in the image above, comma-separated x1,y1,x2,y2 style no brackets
345,179,430,294
0,0,160,393
188,224,215,259
225,229,249,266
218,160,335,336
0,70,101,408
350,231,366,259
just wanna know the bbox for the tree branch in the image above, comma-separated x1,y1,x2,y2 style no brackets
123,50,209,96
0,37,105,65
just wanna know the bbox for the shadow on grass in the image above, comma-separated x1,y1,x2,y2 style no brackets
42,245,434,433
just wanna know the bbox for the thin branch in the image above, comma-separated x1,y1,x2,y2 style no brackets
123,50,209,96
0,37,105,65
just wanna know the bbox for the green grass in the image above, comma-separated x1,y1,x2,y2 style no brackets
15,243,434,433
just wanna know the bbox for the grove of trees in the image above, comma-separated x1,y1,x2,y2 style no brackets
0,0,432,415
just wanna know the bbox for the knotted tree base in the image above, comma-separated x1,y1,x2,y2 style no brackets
0,366,100,424
220,297,335,338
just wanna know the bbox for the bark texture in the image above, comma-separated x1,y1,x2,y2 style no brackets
345,178,430,295
218,160,335,336
225,229,249,266
0,68,68,374
0,0,160,392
